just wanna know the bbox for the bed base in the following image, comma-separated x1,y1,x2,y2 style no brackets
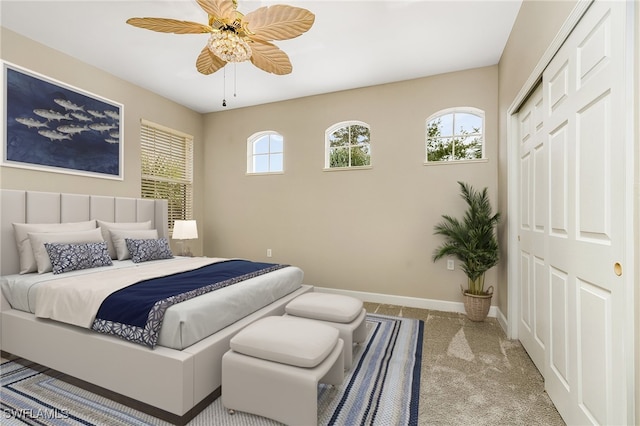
1,284,313,424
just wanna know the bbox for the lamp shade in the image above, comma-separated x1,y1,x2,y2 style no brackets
172,220,198,240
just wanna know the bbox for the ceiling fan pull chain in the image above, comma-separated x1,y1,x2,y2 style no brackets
234,64,238,98
222,66,227,107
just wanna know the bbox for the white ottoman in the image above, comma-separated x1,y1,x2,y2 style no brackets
285,292,367,370
222,316,344,426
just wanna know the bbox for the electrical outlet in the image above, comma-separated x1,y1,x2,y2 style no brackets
267,249,272,257
447,259,455,270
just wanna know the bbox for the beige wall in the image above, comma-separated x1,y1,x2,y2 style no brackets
203,66,499,304
497,0,578,316
0,28,205,255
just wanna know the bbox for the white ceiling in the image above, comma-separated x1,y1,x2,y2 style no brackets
1,0,522,113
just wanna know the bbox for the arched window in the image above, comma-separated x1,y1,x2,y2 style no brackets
325,121,371,169
247,131,283,174
425,108,484,162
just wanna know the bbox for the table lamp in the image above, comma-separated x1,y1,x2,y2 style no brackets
172,220,198,256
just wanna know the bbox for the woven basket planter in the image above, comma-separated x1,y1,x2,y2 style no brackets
461,285,493,322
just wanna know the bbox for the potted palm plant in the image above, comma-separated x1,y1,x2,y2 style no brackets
432,181,501,321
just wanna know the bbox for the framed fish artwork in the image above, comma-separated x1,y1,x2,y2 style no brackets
1,62,123,179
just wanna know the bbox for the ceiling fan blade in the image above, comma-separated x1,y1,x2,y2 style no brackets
196,46,227,75
249,40,292,75
127,17,212,34
196,0,236,22
242,5,315,41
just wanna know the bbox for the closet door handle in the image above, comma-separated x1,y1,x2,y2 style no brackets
614,262,622,276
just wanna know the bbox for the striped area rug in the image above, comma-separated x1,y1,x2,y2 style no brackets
1,314,423,426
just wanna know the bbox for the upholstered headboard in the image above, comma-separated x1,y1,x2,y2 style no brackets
0,190,168,276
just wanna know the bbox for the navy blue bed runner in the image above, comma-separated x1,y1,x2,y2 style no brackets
91,259,286,348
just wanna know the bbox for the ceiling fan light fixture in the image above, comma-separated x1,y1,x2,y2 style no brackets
127,0,314,75
207,31,252,63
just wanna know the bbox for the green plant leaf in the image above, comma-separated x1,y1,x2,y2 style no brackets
432,181,500,294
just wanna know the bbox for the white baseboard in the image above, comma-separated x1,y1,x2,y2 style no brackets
496,307,508,335
314,287,499,319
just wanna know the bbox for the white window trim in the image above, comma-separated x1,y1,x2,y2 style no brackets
425,107,485,163
324,120,372,169
246,130,284,175
423,158,489,167
323,165,373,172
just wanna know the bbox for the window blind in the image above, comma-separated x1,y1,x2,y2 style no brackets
140,119,194,233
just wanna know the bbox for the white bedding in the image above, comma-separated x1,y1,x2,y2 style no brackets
0,257,304,350
36,256,222,328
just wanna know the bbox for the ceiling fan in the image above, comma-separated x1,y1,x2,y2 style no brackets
127,0,315,76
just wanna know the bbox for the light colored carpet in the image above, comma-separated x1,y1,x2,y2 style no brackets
364,303,566,426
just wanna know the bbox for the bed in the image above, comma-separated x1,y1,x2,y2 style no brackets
0,189,312,424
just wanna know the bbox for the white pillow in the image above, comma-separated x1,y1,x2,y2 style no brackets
27,227,105,274
13,220,96,274
96,220,153,259
109,229,158,260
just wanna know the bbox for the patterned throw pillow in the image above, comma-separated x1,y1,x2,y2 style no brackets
125,238,174,263
44,241,113,275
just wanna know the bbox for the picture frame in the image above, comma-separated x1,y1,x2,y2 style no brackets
1,61,124,180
